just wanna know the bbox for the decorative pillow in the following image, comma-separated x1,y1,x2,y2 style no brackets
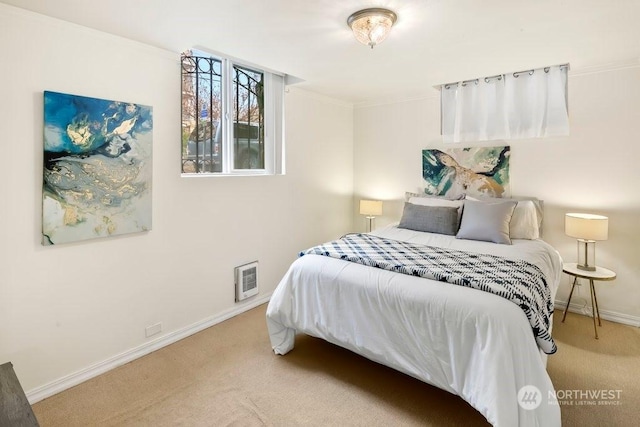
405,191,465,201
398,203,460,235
467,196,542,239
509,200,540,239
407,196,464,223
407,196,464,208
456,199,517,244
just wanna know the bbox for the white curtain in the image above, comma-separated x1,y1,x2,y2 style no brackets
441,65,569,143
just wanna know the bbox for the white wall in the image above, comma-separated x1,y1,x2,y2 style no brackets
354,66,640,322
0,4,353,394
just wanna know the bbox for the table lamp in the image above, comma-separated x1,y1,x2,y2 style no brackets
565,213,608,271
359,200,383,232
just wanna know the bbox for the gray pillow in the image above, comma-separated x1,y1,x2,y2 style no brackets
398,203,459,235
456,199,517,244
466,195,544,230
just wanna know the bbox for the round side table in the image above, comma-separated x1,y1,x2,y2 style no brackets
561,262,616,339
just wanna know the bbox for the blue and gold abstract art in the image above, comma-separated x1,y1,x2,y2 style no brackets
43,91,153,245
422,146,510,198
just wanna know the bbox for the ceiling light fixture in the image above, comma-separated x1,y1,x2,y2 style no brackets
347,8,397,49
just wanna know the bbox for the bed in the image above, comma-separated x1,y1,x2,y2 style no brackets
266,196,562,426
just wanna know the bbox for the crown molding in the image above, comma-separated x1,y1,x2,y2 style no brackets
355,59,640,109
354,90,440,109
569,58,640,77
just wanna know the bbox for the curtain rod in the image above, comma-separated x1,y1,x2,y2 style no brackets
441,63,570,89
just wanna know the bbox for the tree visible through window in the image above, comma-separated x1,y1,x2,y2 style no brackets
233,65,264,170
181,52,222,173
181,50,269,174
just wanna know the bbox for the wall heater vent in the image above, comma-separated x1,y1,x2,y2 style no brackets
235,261,259,302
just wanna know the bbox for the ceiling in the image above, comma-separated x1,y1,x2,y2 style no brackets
4,0,640,104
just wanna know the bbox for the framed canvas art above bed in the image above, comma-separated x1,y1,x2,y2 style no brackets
422,146,510,198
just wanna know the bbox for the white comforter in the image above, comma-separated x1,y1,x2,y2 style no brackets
266,225,562,426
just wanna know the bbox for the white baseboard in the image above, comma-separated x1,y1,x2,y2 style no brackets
554,299,640,328
26,293,272,404
24,293,637,405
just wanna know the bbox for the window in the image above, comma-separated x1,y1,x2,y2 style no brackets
181,49,284,175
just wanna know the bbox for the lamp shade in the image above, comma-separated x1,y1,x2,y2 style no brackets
565,213,608,241
360,200,383,216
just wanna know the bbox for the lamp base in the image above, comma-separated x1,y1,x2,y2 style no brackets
577,239,596,272
365,216,375,233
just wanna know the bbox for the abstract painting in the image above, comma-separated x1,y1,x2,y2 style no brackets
422,146,510,198
43,91,153,245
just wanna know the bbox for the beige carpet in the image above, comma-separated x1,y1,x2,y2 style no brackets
32,304,639,426
546,311,640,427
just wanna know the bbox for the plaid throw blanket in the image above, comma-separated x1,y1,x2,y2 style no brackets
301,233,557,354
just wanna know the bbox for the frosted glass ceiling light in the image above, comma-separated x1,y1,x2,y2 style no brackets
347,8,397,49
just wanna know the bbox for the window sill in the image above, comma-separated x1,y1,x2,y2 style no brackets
180,171,275,178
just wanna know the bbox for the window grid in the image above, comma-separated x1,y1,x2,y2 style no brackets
181,51,266,174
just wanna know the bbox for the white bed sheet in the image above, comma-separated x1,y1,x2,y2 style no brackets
266,225,562,426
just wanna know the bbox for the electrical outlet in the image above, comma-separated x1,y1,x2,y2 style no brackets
145,322,162,338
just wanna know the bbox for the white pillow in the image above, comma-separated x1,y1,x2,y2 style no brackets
408,196,463,209
510,200,539,239
405,192,465,201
